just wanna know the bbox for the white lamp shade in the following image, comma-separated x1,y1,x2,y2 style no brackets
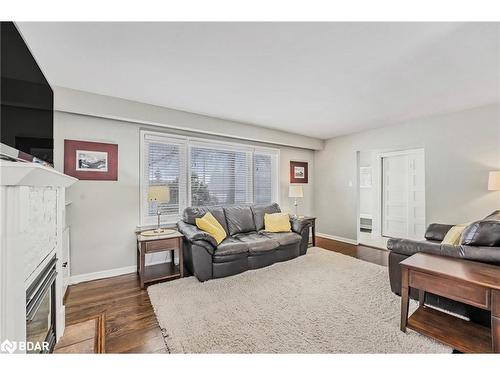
148,185,170,202
289,185,304,198
488,171,500,191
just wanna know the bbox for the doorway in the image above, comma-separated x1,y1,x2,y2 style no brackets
357,148,426,249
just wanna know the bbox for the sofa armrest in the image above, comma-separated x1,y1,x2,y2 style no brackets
424,223,454,241
290,217,311,234
177,221,217,253
387,238,443,257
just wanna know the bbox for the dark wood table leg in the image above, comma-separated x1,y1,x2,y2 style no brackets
179,238,184,278
136,241,140,275
419,289,426,307
492,290,500,353
139,242,145,289
400,267,410,332
311,221,316,247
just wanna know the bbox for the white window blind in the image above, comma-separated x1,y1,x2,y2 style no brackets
142,134,187,224
253,152,275,204
190,144,253,206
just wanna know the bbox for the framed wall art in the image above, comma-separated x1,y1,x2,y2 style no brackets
64,140,118,180
290,161,308,183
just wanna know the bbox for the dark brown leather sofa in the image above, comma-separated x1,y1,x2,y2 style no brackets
177,203,311,282
387,210,500,325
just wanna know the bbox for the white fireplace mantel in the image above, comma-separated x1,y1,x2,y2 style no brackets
0,160,77,353
0,160,77,187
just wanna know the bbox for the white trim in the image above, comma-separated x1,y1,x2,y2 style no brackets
316,232,359,245
69,265,136,285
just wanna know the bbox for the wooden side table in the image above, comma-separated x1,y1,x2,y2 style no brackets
299,216,316,247
400,253,500,353
136,231,184,289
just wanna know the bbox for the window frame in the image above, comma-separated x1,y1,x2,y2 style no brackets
139,130,280,226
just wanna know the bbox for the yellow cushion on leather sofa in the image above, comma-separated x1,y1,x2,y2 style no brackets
441,224,467,245
264,213,291,233
195,212,227,245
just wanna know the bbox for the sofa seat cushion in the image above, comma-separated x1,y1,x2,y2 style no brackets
214,237,249,258
261,231,302,246
233,232,280,254
223,205,256,235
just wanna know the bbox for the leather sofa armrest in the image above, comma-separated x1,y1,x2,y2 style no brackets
424,223,454,241
177,221,217,253
387,238,443,257
290,217,311,234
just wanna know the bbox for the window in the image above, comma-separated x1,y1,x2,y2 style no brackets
142,133,187,224
140,131,279,225
190,144,253,206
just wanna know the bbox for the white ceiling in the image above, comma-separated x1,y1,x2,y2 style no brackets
17,22,500,140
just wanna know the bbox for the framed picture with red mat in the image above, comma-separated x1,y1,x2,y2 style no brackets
290,161,308,183
64,140,118,181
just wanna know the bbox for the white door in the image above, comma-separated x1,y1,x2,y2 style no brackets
382,149,425,239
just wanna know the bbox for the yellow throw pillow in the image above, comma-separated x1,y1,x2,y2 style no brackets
264,213,291,233
442,225,467,245
195,212,227,245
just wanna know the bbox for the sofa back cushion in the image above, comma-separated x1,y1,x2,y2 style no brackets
424,223,454,242
484,210,500,221
461,220,500,247
223,205,256,235
251,203,281,231
182,206,229,233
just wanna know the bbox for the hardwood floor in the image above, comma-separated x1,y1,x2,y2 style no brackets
59,239,387,353
63,273,168,353
316,236,389,266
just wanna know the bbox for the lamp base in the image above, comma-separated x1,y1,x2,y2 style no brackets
140,228,176,236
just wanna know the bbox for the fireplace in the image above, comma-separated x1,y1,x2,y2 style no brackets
25,256,57,353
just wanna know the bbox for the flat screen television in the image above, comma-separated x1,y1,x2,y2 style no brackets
1,21,54,165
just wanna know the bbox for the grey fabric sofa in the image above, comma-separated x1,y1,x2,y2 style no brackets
177,203,311,281
387,210,500,325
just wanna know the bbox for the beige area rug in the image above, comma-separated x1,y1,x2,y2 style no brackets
148,247,450,353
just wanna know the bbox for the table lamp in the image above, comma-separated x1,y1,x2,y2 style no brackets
488,171,500,191
289,185,304,218
142,185,175,236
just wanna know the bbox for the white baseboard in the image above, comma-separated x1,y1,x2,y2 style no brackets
316,232,359,245
69,265,137,285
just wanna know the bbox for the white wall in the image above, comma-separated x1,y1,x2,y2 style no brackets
54,111,315,278
55,87,323,151
314,103,500,241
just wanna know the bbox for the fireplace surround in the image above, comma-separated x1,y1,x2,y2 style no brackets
0,160,77,353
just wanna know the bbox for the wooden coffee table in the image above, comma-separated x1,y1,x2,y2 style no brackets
400,253,500,353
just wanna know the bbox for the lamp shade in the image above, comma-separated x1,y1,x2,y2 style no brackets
488,171,500,191
148,185,170,202
289,185,304,198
